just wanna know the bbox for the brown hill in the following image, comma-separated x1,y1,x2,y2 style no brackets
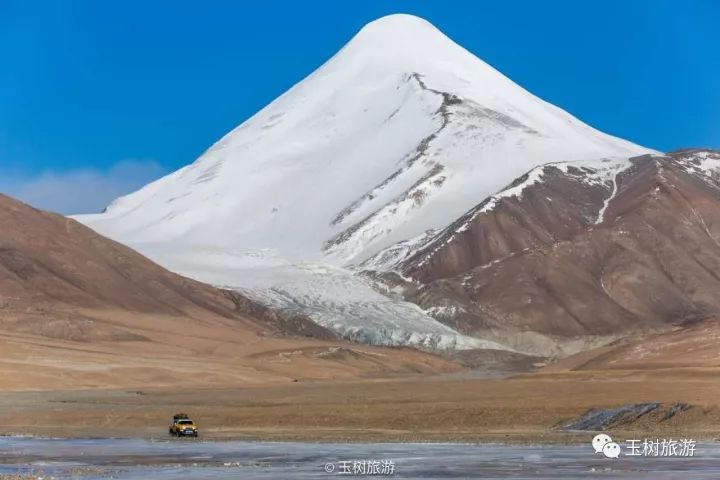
544,316,720,372
0,194,458,389
369,149,720,358
0,194,284,321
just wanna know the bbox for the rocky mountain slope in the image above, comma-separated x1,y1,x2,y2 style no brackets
0,194,458,388
544,316,720,372
371,149,720,356
0,192,330,340
75,14,718,360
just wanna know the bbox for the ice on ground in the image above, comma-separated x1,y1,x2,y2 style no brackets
74,14,656,351
139,245,504,352
2,436,720,480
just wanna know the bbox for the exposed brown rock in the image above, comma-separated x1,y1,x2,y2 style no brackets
376,150,720,356
404,164,610,283
0,193,335,339
0,194,459,389
547,317,720,371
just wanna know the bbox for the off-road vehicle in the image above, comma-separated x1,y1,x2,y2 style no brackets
169,413,198,437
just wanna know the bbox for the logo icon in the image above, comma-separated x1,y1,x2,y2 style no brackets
602,442,621,458
592,433,612,454
592,434,620,458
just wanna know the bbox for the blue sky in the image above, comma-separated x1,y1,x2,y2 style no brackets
1,0,718,213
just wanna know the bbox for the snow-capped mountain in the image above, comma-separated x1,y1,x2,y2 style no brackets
389,149,720,357
77,14,658,354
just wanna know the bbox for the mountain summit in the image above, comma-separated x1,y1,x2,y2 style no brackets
76,15,682,355
80,14,649,264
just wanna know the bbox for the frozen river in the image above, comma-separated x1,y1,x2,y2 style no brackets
1,437,720,479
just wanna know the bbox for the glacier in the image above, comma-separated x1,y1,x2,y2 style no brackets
75,14,654,352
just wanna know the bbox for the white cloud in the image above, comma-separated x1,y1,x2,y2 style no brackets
0,159,166,215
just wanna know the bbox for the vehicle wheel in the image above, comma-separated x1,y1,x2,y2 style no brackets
193,432,198,438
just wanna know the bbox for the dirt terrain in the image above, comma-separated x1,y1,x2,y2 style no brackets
1,369,718,443
544,317,720,372
0,193,461,391
1,303,718,443
0,308,460,391
1,305,717,443
1,194,718,444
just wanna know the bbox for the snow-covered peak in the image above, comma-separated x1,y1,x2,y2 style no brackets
334,14,472,70
349,14,443,46
77,14,653,266
357,13,437,33
74,14,658,352
328,14,644,154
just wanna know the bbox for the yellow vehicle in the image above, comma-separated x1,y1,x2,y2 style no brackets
169,413,198,437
